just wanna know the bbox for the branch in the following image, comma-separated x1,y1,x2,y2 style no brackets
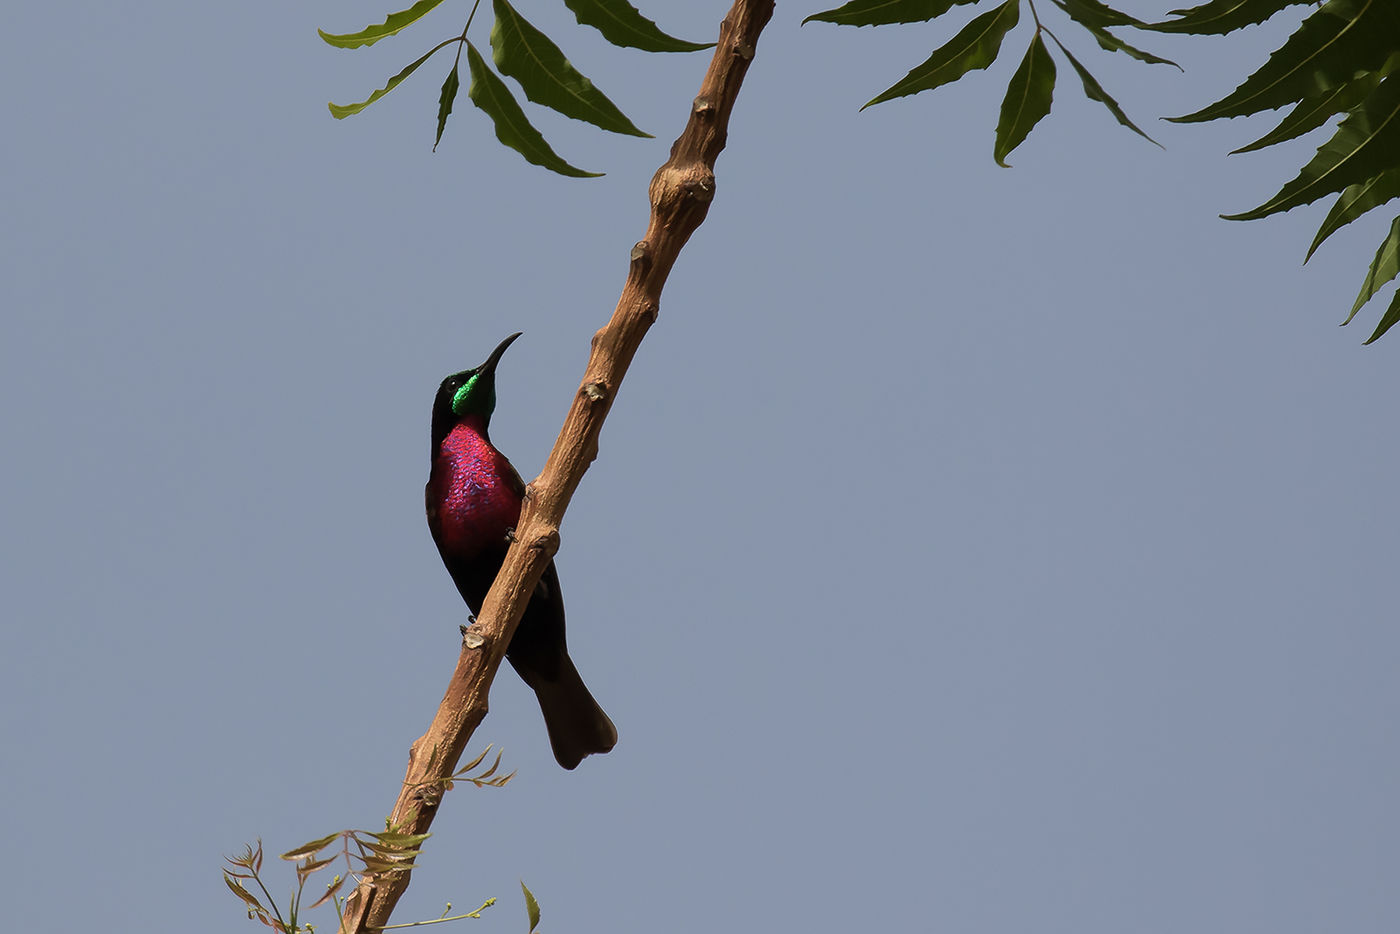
339,2,775,930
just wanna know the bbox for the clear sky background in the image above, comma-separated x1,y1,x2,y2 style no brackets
4,2,1397,932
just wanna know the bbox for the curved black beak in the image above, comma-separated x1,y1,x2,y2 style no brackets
479,331,522,376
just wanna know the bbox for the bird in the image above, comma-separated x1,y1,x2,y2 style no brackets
425,332,617,769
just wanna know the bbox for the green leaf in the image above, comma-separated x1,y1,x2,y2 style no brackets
1232,71,1382,154
521,881,541,933
804,0,979,27
1345,215,1400,323
1146,0,1308,35
1052,0,1181,68
1048,34,1160,144
863,0,1020,109
1055,0,1145,28
465,42,602,177
995,34,1056,166
1307,167,1400,258
1224,73,1400,221
1362,282,1400,343
1170,0,1400,122
563,0,713,51
319,0,449,49
491,0,650,136
328,39,459,118
435,63,460,151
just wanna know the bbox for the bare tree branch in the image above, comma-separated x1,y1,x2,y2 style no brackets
339,2,776,930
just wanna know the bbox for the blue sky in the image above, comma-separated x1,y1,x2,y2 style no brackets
3,3,1396,932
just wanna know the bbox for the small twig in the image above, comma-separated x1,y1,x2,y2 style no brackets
376,896,496,928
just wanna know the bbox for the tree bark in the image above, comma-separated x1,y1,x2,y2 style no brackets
339,2,775,930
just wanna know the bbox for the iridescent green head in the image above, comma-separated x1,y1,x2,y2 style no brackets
431,332,521,450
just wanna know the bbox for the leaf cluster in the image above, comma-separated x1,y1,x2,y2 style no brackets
416,742,518,797
805,0,1400,342
803,0,1178,166
1158,0,1400,343
224,831,439,932
223,747,516,931
321,0,711,173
